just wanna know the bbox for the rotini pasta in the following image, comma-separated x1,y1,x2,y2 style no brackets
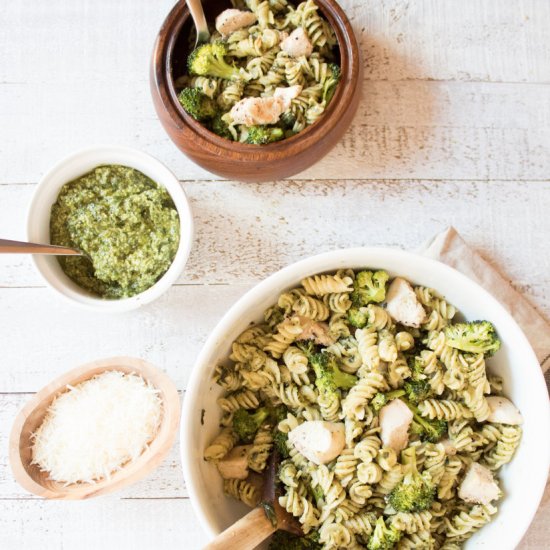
176,0,340,144
205,268,521,549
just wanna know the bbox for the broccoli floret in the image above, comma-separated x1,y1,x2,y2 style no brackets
370,392,389,413
403,378,432,404
309,351,358,400
232,407,270,443
323,63,341,103
177,88,217,121
297,340,318,357
188,42,245,81
270,404,289,425
273,430,289,458
371,389,405,413
444,321,501,356
347,306,368,328
410,414,447,444
210,113,233,139
388,447,435,513
367,517,401,550
244,125,284,145
351,270,389,306
408,356,425,381
269,531,322,550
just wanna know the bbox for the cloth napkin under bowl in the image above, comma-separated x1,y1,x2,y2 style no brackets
418,226,550,387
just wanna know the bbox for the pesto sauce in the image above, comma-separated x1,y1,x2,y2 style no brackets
50,165,180,299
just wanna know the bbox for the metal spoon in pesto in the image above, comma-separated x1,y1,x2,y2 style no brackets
187,0,210,47
0,238,86,257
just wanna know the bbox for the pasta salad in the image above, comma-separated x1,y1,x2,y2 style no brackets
204,269,523,549
176,0,340,144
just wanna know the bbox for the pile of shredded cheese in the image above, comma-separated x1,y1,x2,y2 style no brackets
31,370,163,485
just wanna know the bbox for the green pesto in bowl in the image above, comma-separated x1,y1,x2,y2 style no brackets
50,165,180,299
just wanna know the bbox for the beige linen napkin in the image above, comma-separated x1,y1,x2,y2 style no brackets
418,226,550,387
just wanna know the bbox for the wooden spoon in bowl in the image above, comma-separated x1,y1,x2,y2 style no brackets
204,450,302,550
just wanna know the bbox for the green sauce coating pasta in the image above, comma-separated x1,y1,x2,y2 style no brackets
176,0,340,144
204,269,522,548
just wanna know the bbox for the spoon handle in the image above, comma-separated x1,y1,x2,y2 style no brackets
203,507,277,550
187,0,210,44
0,239,82,256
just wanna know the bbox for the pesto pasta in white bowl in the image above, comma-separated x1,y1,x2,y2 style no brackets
181,248,549,549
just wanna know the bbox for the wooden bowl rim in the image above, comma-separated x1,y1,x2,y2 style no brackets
151,0,361,159
9,356,180,500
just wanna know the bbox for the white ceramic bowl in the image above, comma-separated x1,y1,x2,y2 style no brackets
182,248,550,549
27,146,193,312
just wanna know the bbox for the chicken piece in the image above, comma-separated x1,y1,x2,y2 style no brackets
288,421,345,465
458,462,501,505
280,27,313,58
486,396,523,425
215,9,257,37
294,315,336,346
273,85,303,110
385,277,427,328
229,97,285,126
379,399,413,452
216,445,252,480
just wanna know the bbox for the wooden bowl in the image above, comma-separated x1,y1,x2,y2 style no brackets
150,0,362,182
9,357,180,499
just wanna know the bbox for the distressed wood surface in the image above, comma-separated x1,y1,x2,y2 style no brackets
1,180,549,293
1,1,550,182
0,0,549,549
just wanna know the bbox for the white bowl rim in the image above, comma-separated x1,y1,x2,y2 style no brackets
26,145,194,312
181,246,550,545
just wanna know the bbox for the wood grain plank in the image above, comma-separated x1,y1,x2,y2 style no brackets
0,493,546,549
0,284,252,393
354,0,550,82
1,1,550,182
1,80,549,183
0,498,209,549
2,0,549,85
1,180,548,311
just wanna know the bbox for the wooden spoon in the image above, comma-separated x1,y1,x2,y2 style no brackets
204,450,302,550
9,357,180,499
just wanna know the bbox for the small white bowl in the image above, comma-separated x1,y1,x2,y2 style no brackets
27,146,193,312
181,248,550,549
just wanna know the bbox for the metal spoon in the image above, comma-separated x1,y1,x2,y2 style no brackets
187,0,210,47
0,238,85,257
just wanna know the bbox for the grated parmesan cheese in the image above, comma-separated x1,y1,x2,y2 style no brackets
31,370,163,485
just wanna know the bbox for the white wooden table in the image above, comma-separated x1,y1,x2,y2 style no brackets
1,1,548,548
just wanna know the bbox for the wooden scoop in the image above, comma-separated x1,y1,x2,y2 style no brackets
204,449,302,550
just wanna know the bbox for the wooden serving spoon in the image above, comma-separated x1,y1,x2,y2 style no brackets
204,450,302,550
